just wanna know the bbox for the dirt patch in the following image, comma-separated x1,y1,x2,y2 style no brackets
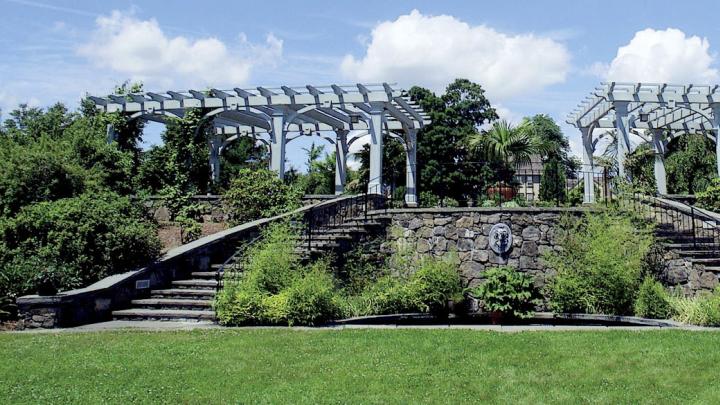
158,222,229,252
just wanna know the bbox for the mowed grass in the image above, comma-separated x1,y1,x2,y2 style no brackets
1,329,720,404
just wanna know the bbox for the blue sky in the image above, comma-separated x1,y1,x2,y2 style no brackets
3,0,720,169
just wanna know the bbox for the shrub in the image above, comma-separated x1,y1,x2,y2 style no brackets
409,255,462,314
224,169,302,225
697,178,720,213
285,265,339,326
539,157,567,203
0,192,161,299
215,287,266,326
544,211,653,315
669,289,720,326
634,277,672,319
473,266,539,319
242,222,299,294
419,191,440,208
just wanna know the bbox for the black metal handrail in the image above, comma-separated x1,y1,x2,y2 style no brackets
215,234,262,293
623,192,720,255
302,183,388,252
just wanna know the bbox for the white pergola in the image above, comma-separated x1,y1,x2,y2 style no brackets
567,82,720,203
88,83,430,206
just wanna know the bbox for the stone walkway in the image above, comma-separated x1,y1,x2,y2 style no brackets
8,320,719,333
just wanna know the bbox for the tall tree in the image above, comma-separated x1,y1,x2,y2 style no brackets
408,79,498,203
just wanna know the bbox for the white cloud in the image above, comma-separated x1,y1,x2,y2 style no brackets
601,28,718,83
340,10,571,101
77,11,283,88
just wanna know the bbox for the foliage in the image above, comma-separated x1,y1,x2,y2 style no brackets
419,191,440,208
469,119,539,167
473,266,539,318
343,250,462,318
407,79,499,203
215,223,339,326
224,168,302,225
544,211,654,315
668,288,720,326
664,134,716,194
298,142,338,195
285,263,339,326
625,144,657,193
539,157,567,203
0,192,161,300
696,178,720,213
634,277,672,319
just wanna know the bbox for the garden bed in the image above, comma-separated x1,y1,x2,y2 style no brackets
334,312,683,328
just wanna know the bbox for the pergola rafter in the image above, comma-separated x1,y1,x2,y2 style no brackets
567,82,720,203
88,83,430,206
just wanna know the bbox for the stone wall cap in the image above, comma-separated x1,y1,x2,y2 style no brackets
370,206,599,215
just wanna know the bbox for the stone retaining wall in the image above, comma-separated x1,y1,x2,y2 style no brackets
379,208,589,290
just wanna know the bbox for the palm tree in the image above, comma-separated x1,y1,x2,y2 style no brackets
468,119,541,167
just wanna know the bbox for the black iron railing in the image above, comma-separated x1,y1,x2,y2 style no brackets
302,184,388,252
215,234,262,294
622,192,720,255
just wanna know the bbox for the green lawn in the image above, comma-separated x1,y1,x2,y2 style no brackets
1,329,719,404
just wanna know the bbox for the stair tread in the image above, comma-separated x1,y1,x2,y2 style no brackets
131,299,212,306
113,308,215,318
151,288,216,295
172,279,218,285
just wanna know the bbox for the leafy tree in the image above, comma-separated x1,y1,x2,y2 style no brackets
224,168,302,224
0,192,161,299
539,157,567,203
407,79,499,202
469,119,538,167
665,134,716,194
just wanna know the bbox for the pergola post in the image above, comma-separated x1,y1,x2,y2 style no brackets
334,130,348,195
368,104,384,195
713,105,720,178
651,130,667,195
404,128,418,207
580,127,595,204
209,134,223,184
614,101,632,180
269,113,286,179
106,123,116,143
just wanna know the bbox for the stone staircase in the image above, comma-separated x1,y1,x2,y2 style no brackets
111,215,388,322
656,222,720,274
112,263,237,322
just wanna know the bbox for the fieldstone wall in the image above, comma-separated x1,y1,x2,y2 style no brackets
662,251,719,295
380,208,589,290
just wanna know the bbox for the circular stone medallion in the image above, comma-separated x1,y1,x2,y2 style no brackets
489,223,513,255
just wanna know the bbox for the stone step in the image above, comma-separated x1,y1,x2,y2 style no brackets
150,289,216,299
663,242,720,250
171,279,218,290
191,271,220,278
295,234,353,241
676,250,720,258
112,308,215,321
131,298,213,310
659,236,715,244
210,263,242,270
295,241,341,248
702,266,720,273
691,258,720,265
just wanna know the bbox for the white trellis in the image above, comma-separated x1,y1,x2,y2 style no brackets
567,82,720,203
88,83,430,206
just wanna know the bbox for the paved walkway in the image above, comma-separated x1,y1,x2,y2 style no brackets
9,320,719,333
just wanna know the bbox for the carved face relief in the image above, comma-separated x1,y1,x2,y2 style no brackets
489,223,513,255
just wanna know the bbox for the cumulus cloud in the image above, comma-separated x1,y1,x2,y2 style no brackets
599,28,718,83
340,10,571,101
77,11,283,88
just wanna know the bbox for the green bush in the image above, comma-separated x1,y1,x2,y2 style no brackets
544,211,653,315
285,265,339,326
669,289,720,326
473,266,539,319
410,256,462,314
215,223,339,326
0,192,161,299
224,169,302,225
696,178,720,213
242,222,299,294
634,277,672,319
